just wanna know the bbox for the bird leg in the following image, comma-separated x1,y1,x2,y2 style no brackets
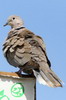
15,68,23,76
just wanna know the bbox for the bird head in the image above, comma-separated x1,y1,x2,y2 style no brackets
4,15,24,28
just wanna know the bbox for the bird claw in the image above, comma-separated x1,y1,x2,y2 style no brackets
15,70,23,77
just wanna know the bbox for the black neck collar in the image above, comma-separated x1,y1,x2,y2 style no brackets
15,27,25,30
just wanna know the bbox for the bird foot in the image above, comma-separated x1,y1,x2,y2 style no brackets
29,72,35,77
15,69,23,77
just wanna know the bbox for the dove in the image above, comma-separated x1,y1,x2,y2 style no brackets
3,15,63,87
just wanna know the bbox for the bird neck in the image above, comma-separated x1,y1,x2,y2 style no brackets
11,23,24,29
15,26,25,30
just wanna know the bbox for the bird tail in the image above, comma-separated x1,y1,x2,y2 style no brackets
33,69,63,87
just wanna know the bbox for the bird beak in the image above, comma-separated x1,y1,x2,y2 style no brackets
3,22,8,27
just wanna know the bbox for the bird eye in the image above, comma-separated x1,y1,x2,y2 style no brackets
13,17,15,20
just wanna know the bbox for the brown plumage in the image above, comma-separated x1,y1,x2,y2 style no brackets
3,15,63,87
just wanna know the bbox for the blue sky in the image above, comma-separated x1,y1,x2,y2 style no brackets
0,0,66,100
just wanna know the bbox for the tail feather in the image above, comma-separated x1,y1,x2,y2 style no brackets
33,69,63,87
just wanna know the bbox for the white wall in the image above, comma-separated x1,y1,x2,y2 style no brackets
0,75,36,100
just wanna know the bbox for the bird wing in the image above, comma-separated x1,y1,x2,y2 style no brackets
33,35,51,67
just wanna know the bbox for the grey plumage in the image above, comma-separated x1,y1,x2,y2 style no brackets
3,15,63,87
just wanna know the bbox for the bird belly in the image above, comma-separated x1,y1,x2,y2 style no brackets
6,51,19,67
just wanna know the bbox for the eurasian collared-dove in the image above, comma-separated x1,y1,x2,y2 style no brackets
3,15,63,87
